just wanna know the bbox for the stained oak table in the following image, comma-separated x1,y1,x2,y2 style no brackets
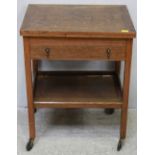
20,4,136,151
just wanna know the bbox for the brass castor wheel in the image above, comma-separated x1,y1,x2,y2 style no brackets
26,138,34,151
117,139,123,151
34,108,37,113
104,108,115,115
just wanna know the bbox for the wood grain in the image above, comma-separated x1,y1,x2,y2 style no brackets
21,5,136,144
120,39,133,139
30,44,126,61
30,38,126,60
33,73,122,108
23,37,36,139
20,5,136,38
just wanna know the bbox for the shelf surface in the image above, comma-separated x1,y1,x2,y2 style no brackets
34,72,122,108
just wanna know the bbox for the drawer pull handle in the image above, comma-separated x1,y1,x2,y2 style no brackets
106,48,111,59
44,48,50,57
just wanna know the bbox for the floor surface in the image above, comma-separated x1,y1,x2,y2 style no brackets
17,108,137,155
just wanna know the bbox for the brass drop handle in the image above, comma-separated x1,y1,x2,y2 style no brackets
44,48,50,57
106,48,111,59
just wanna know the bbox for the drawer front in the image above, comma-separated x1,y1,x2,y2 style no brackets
30,39,126,60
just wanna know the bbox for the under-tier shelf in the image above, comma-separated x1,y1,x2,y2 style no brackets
33,71,122,108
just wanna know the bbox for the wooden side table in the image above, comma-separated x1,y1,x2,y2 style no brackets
20,5,136,151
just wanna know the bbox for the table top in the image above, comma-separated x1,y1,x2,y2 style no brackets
20,5,136,38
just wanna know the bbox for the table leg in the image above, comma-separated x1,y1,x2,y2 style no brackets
104,61,120,115
104,108,115,115
115,61,121,76
32,60,39,113
118,39,133,151
24,38,36,151
32,60,38,78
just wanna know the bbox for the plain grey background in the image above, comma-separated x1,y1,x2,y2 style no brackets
17,0,137,109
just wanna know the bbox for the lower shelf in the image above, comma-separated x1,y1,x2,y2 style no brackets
33,71,122,108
